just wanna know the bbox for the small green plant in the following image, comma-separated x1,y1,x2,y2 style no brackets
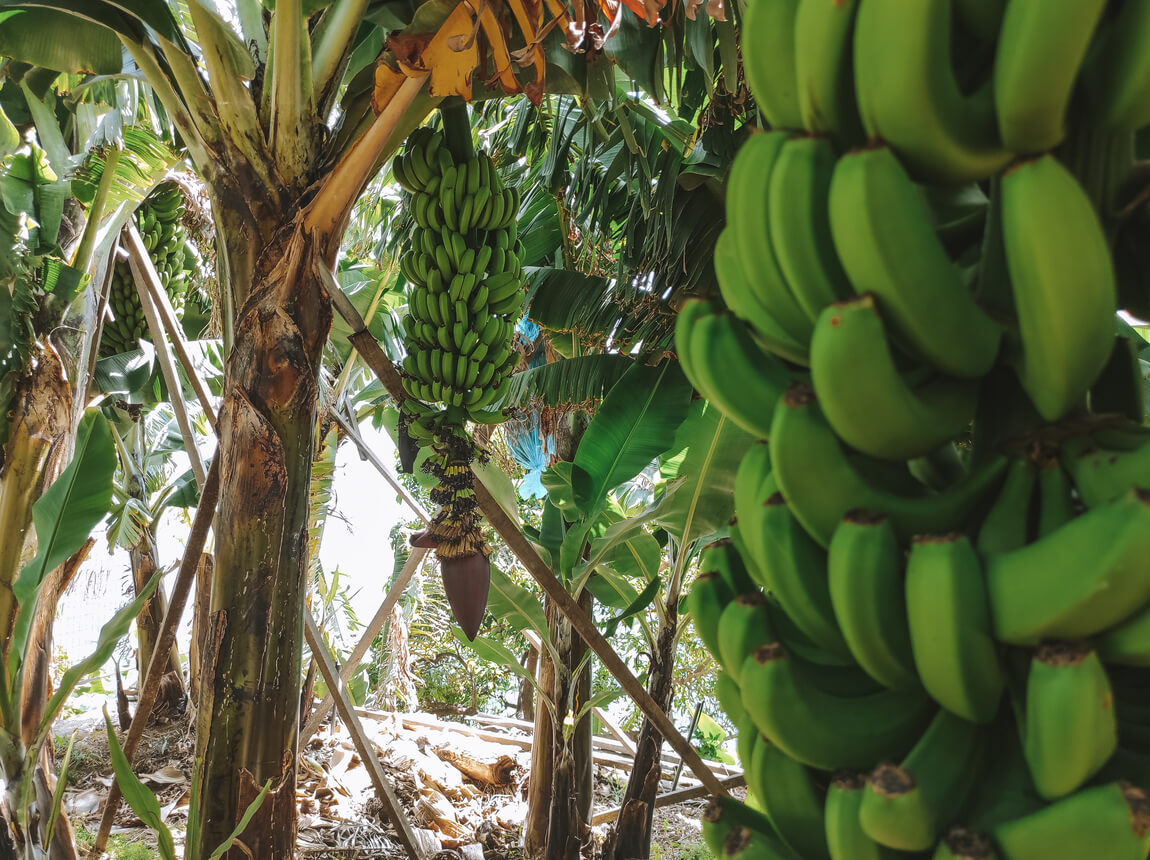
693,712,735,764
74,826,160,860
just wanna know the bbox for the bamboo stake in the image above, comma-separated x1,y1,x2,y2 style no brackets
124,224,207,487
318,267,730,798
304,612,425,859
89,455,221,858
300,545,429,742
131,234,219,430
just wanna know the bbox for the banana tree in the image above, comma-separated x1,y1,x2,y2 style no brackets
0,60,181,852
0,0,596,850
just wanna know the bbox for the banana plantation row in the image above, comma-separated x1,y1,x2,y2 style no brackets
3,1,1150,860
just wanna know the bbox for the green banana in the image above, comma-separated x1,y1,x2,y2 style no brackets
859,710,985,851
722,824,801,859
827,146,1002,378
702,797,785,859
985,489,1150,644
1097,600,1150,667
753,492,851,662
769,383,1008,546
741,0,803,130
748,738,831,860
1022,640,1116,800
714,229,811,366
734,441,776,589
724,132,815,350
702,537,759,597
1082,0,1150,132
827,510,917,690
677,300,793,439
767,135,853,321
852,0,1010,183
794,0,863,143
932,828,999,860
1062,431,1150,510
716,669,747,727
975,457,1036,556
905,533,1004,724
993,0,1107,153
810,294,979,460
992,782,1150,860
1090,336,1146,422
824,773,901,860
688,571,734,663
740,642,935,771
1001,154,1117,421
1034,455,1075,539
717,593,776,685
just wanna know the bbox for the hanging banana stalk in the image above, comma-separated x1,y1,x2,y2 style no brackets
395,99,526,639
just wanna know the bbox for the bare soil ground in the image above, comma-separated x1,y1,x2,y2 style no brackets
56,708,720,859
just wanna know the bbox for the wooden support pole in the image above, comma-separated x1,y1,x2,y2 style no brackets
319,267,730,798
304,613,425,859
89,455,221,858
593,706,637,756
124,224,206,487
300,546,429,743
129,226,219,430
590,774,746,826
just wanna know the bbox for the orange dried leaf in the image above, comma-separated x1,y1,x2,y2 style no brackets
427,3,480,98
372,62,408,114
391,3,480,99
474,1,522,93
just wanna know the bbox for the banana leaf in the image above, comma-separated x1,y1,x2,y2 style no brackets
9,409,116,675
568,359,691,514
650,398,752,547
104,709,177,860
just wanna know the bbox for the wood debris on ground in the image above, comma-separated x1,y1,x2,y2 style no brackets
56,706,737,858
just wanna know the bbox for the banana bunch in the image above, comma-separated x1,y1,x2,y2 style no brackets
395,125,524,429
681,2,1150,857
392,119,526,640
100,181,193,357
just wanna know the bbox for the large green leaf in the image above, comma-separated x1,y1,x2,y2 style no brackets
487,566,548,638
608,527,661,582
576,401,751,575
570,360,691,514
474,455,519,526
601,574,659,638
0,0,189,55
0,8,121,74
505,352,634,409
650,398,752,547
452,628,555,721
10,409,116,673
485,567,562,669
103,709,177,860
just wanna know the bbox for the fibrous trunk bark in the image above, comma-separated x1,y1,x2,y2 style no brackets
129,532,185,718
0,346,81,859
523,599,555,858
188,553,214,712
601,599,679,860
192,217,331,860
545,589,593,860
